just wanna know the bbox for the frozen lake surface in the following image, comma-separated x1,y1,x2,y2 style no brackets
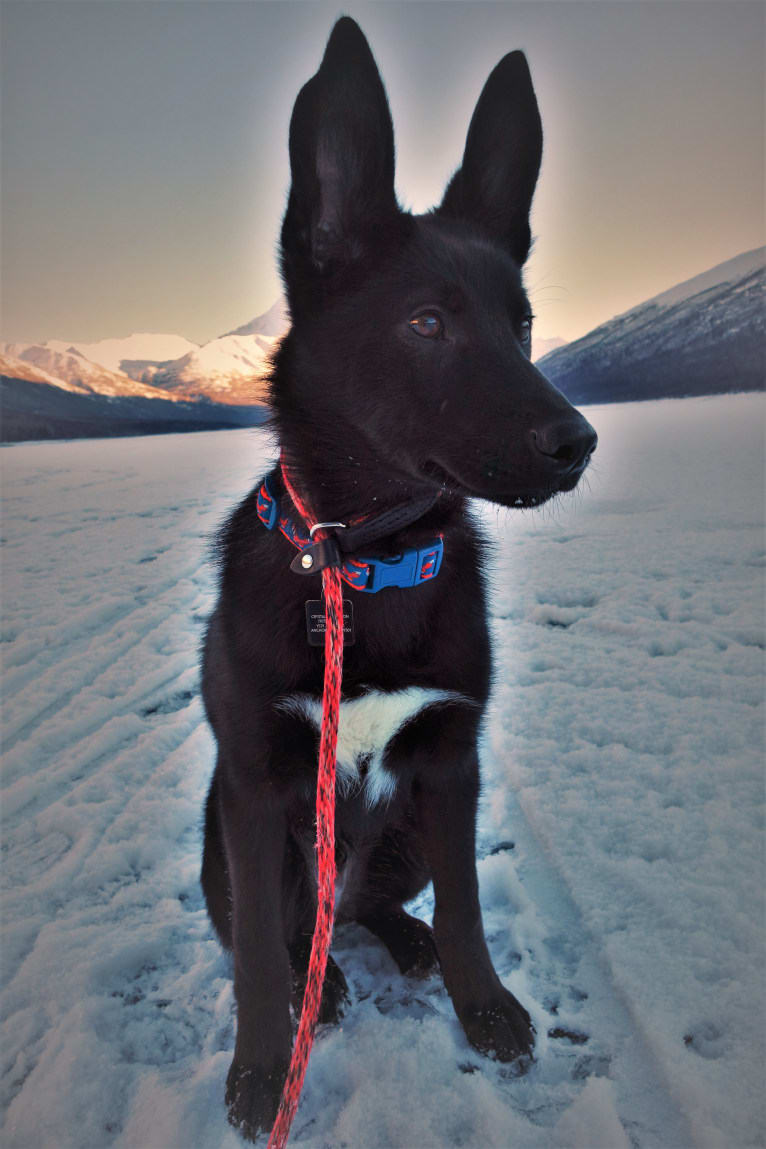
1,393,764,1148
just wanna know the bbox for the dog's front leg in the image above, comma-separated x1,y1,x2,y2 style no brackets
219,776,293,1140
416,758,535,1063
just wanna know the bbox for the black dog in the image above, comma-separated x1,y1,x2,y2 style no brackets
201,17,596,1139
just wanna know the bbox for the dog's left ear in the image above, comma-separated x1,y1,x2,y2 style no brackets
438,51,542,265
281,17,399,285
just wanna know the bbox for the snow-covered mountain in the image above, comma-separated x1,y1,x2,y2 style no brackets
1,323,280,411
1,342,184,401
648,246,764,309
0,339,272,441
532,335,566,362
539,247,765,404
224,298,290,339
47,333,199,375
0,351,83,392
8,244,760,425
148,333,277,405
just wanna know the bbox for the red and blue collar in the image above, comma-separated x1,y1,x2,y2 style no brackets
256,474,444,594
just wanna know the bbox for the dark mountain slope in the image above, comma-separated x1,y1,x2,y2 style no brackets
539,249,765,404
1,376,268,443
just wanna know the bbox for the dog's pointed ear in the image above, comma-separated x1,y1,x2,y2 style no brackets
281,17,398,280
438,51,542,265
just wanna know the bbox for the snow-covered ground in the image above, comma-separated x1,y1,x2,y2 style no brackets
1,393,764,1149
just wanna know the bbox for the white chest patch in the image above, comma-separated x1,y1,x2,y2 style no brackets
277,687,467,807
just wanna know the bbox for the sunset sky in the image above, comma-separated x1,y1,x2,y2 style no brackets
2,1,763,348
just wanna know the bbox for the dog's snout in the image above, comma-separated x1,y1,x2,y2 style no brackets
530,416,597,472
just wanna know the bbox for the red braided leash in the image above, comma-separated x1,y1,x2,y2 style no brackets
267,466,344,1149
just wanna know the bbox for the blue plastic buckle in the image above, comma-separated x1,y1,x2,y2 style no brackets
360,538,444,593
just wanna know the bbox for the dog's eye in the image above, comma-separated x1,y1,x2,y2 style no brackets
519,317,533,345
410,313,443,339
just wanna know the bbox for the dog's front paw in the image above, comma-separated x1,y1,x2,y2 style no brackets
398,917,440,979
292,953,350,1025
460,988,535,1064
319,955,351,1023
225,1058,289,1141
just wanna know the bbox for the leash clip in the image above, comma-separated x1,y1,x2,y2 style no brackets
289,535,342,575
292,521,347,574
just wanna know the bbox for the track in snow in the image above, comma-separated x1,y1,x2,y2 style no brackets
2,396,763,1148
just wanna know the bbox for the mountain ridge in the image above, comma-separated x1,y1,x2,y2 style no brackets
3,246,761,441
538,246,765,404
48,332,200,374
0,343,186,402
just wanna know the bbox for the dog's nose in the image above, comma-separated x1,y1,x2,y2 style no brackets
529,416,597,472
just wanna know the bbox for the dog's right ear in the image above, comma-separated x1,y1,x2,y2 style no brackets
281,17,399,286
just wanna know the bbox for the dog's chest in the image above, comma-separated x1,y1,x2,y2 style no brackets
278,687,462,805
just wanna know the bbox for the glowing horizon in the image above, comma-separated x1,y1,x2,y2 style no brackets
1,1,763,348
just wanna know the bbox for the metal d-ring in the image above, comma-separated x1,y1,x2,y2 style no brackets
309,521,347,538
